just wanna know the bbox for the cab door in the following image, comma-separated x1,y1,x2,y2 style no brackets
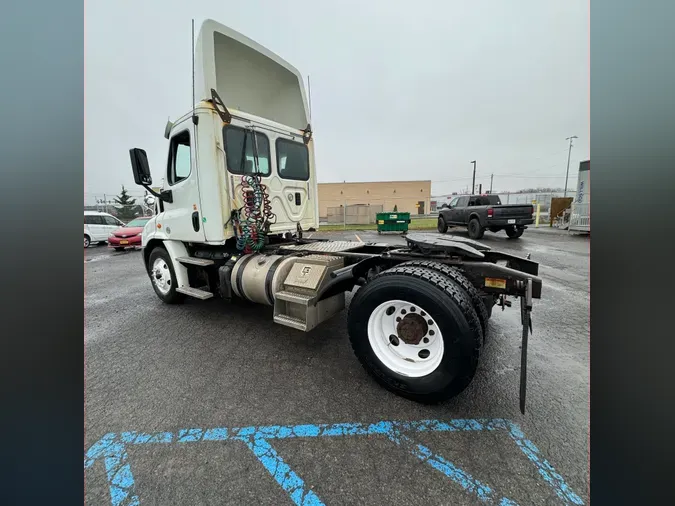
444,197,460,224
160,120,206,243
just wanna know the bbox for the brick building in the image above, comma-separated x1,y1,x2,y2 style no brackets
317,180,432,220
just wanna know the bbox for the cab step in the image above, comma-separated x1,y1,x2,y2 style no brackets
274,290,315,306
176,256,214,266
273,314,307,331
176,286,214,300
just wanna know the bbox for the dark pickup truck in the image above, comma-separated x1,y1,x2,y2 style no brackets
437,194,534,239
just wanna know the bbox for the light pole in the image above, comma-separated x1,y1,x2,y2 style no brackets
564,136,578,197
471,161,476,195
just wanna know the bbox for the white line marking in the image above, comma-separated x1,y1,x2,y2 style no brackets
355,234,363,243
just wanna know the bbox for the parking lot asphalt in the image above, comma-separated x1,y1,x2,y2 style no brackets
85,228,589,506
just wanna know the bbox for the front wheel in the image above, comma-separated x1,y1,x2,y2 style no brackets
505,227,524,239
84,235,91,248
468,218,484,239
348,265,483,403
437,216,448,233
147,247,184,304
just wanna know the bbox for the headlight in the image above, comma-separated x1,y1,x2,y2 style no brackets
136,232,143,237
109,232,115,237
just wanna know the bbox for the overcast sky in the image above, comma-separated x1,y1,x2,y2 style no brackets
85,0,589,203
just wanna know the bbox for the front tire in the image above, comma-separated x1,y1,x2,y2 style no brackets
468,218,484,239
437,216,448,233
505,227,524,239
147,247,185,304
348,265,483,403
84,235,91,248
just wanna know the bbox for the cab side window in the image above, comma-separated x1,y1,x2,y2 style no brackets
168,130,191,185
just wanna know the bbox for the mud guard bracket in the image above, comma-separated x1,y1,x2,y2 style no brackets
519,277,533,414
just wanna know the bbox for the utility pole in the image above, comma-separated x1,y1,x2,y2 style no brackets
471,161,476,195
564,136,578,197
489,174,494,194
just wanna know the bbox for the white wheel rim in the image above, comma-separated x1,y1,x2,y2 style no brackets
151,257,172,295
367,299,444,377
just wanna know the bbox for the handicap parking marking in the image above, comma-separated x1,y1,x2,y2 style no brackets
85,418,584,506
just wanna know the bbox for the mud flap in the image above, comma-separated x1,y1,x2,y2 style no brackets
519,278,533,415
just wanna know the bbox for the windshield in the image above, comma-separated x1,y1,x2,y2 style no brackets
125,218,150,227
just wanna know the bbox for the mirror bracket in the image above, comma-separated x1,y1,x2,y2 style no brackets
142,185,173,204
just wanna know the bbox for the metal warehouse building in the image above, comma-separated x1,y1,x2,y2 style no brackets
318,180,432,222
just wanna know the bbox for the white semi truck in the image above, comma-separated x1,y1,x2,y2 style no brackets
129,19,543,412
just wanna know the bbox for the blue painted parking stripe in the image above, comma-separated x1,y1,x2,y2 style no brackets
235,433,325,506
104,450,139,506
506,422,584,505
385,423,515,505
85,418,584,506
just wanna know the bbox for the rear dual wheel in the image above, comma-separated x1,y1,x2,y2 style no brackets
348,264,483,403
399,260,490,341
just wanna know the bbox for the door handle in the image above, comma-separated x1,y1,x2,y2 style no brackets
192,211,200,232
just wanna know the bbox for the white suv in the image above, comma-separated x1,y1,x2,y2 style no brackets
84,211,125,248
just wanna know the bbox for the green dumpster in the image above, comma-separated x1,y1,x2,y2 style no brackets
376,212,411,234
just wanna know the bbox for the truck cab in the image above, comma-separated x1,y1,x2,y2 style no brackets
142,19,319,249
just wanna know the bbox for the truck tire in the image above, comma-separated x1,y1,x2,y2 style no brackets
147,247,185,304
437,216,448,233
468,218,484,239
84,235,91,248
399,260,490,340
505,227,524,239
348,265,482,404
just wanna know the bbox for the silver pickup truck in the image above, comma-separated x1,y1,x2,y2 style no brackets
437,194,534,239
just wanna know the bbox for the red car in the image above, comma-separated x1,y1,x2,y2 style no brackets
107,217,151,251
